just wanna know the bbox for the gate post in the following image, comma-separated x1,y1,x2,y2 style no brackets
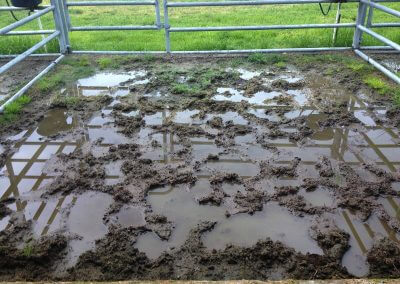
164,0,171,53
51,0,70,54
155,0,161,29
353,1,368,49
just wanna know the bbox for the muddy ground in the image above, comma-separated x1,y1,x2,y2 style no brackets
0,53,400,281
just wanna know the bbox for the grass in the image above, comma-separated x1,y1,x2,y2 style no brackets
22,243,35,257
0,95,32,124
0,0,399,53
363,75,400,106
35,56,95,94
364,75,389,94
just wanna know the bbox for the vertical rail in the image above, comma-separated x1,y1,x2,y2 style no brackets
366,5,374,27
51,0,70,53
353,0,368,49
155,0,161,28
62,0,72,29
332,2,342,45
164,0,171,53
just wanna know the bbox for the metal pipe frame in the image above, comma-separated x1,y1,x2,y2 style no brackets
0,6,54,35
70,25,159,31
167,0,396,6
0,55,65,113
371,22,400,27
69,46,397,55
355,49,400,83
4,30,55,36
0,31,60,75
170,23,357,32
67,1,156,6
358,24,400,51
361,0,400,18
167,0,360,7
0,5,50,11
0,53,62,58
353,0,399,83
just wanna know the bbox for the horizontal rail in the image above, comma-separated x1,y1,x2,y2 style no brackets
0,31,59,75
70,25,159,31
0,53,62,58
0,55,65,113
170,23,356,32
167,0,361,7
371,22,400,27
358,25,400,51
4,30,55,36
361,0,400,18
69,46,397,55
71,50,165,54
0,6,54,35
0,5,50,11
67,1,155,6
355,49,400,84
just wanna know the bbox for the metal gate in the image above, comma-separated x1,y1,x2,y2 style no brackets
0,0,399,112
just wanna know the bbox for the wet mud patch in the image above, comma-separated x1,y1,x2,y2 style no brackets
1,54,400,280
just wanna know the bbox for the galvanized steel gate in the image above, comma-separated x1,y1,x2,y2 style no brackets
0,0,399,111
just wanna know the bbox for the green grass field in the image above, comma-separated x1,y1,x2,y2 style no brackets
0,0,399,53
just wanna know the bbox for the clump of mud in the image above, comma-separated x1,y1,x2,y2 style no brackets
69,221,350,281
0,198,14,219
367,238,400,278
0,221,67,281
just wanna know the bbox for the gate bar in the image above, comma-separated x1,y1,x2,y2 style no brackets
0,53,62,58
357,25,400,51
0,5,50,11
4,30,55,35
361,0,400,18
0,6,54,35
170,23,356,32
168,0,396,6
67,1,155,6
371,23,400,27
70,25,159,31
355,49,400,84
68,46,397,55
0,31,59,75
0,55,65,113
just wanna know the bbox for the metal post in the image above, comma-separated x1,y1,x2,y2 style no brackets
62,0,72,30
50,0,70,54
164,0,171,53
37,15,48,52
155,0,161,29
353,1,368,49
366,5,374,27
332,2,342,45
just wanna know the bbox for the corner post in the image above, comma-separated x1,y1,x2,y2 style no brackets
164,0,171,53
353,0,368,49
51,0,70,54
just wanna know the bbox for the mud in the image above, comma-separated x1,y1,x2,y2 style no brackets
0,221,68,281
1,54,400,280
367,237,400,278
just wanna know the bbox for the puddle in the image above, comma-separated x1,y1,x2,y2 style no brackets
77,70,147,97
108,205,146,228
214,88,281,105
135,185,226,259
65,191,113,267
227,68,261,80
202,202,322,255
1,62,400,280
